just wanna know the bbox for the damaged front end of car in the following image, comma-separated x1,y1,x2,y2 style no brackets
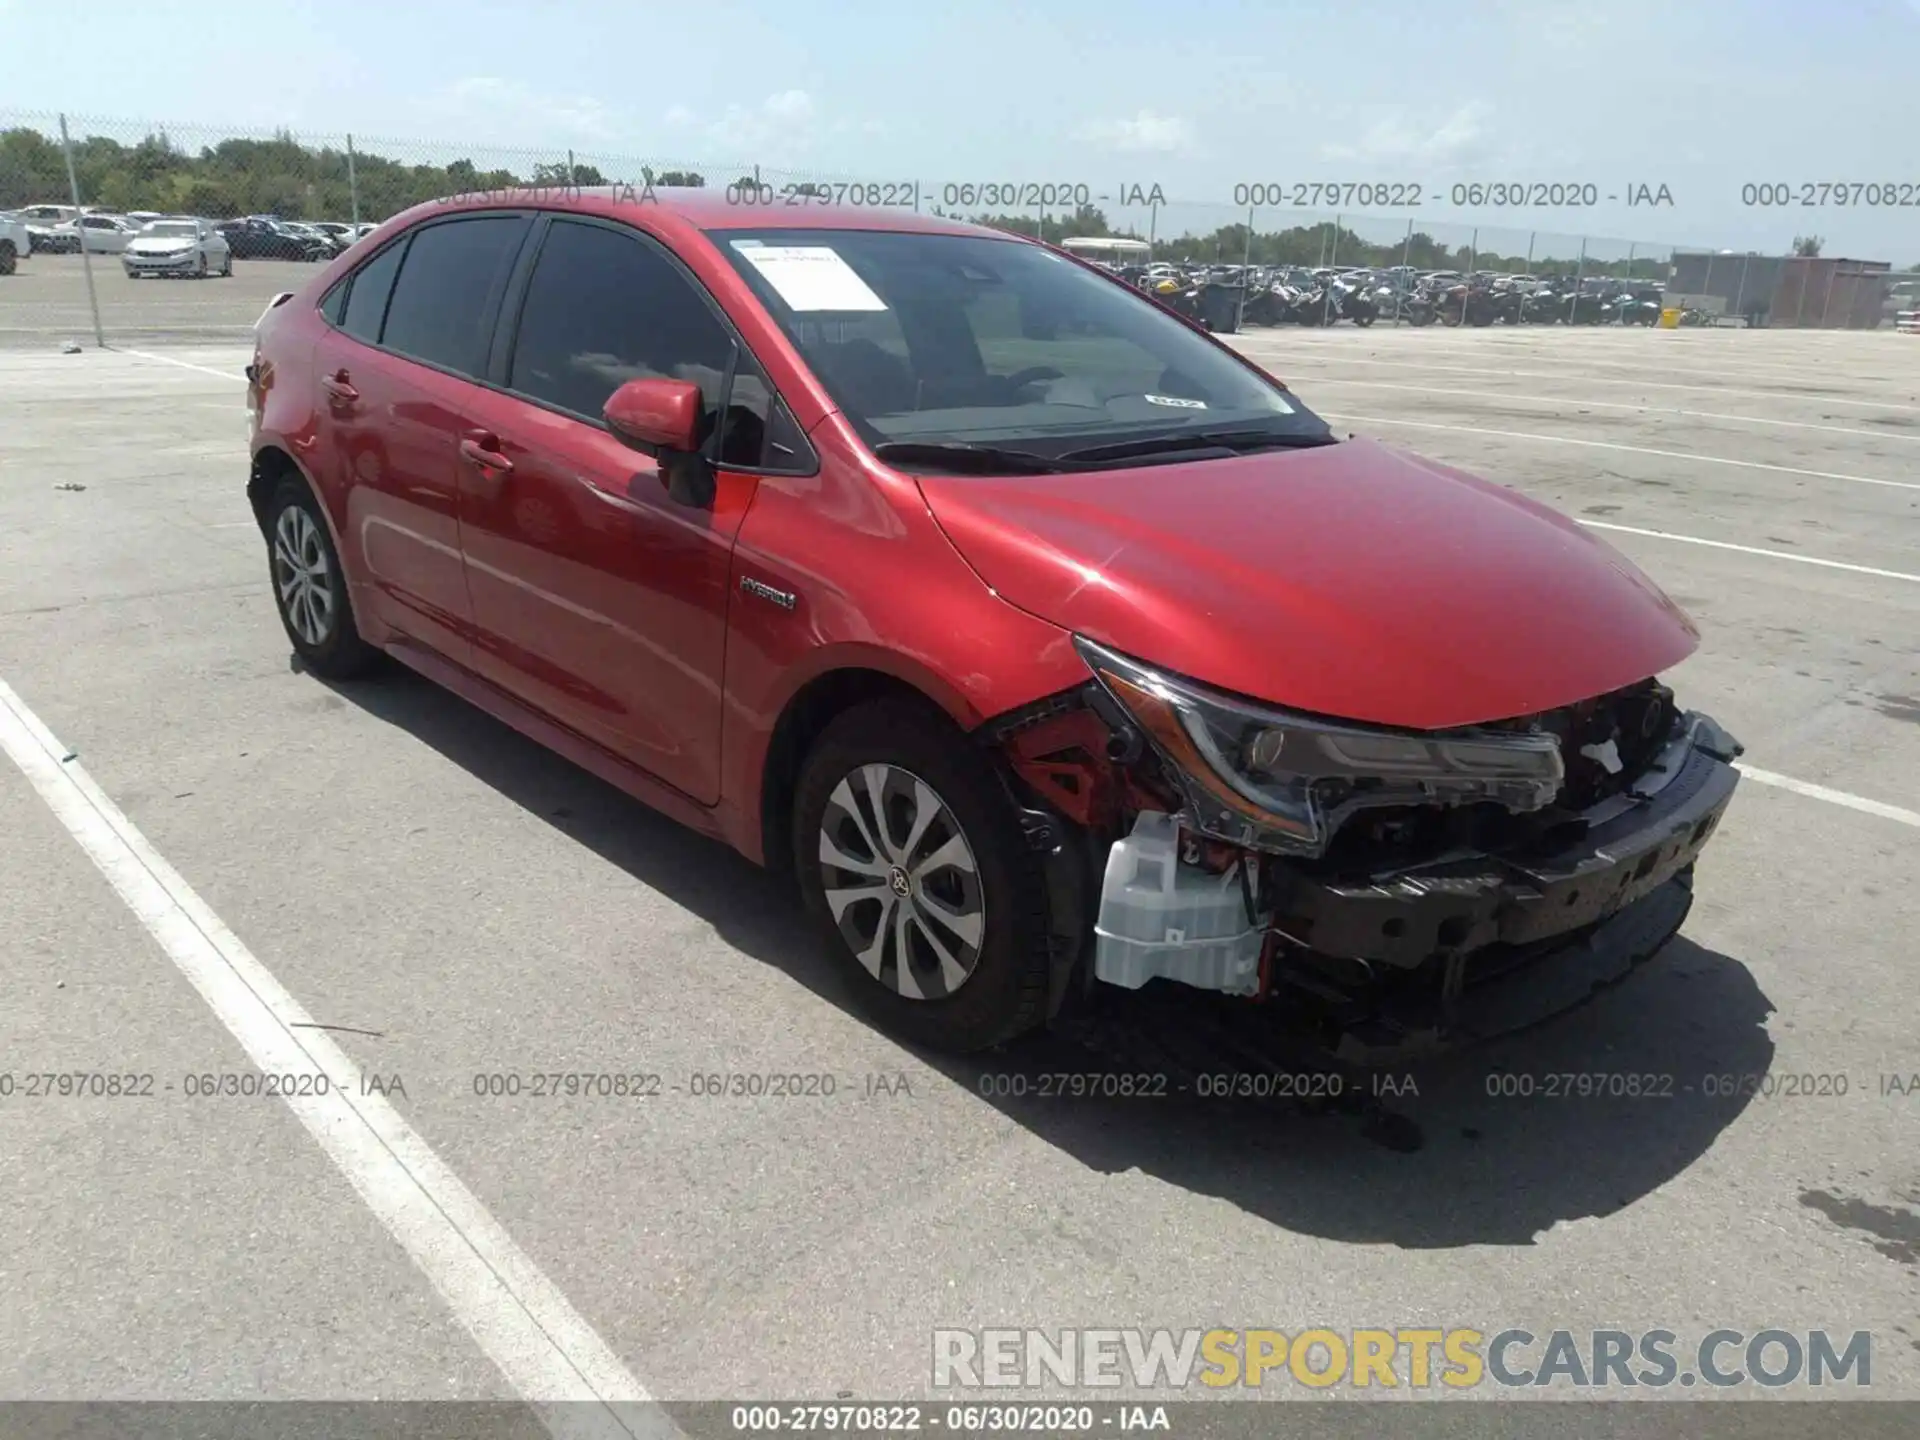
987,638,1744,1064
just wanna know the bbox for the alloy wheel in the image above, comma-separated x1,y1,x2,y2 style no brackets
817,763,985,999
273,505,335,646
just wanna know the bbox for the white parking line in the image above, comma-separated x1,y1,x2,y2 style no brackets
1291,377,1920,443
114,347,249,382
1735,764,1920,829
1238,350,1920,413
1579,520,1920,584
1317,412,1920,492
0,676,678,1440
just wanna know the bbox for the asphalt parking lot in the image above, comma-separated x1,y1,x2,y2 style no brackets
0,253,316,347
2,258,1917,1435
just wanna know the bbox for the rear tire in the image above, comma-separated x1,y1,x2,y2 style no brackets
264,476,380,679
0,241,15,276
793,699,1054,1054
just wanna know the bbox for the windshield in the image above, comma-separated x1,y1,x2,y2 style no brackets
714,228,1329,457
145,222,197,237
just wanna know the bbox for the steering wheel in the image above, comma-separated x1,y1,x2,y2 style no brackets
1002,366,1064,392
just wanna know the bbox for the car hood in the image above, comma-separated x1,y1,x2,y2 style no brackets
915,437,1699,730
127,237,193,252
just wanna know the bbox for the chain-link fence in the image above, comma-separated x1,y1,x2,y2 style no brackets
1,108,1894,348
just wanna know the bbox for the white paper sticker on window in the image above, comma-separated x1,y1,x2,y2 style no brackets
730,243,889,312
1144,394,1208,409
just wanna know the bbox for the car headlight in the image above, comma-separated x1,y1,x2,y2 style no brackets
1075,637,1564,855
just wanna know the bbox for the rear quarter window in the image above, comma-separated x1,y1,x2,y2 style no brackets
340,238,406,343
319,278,349,327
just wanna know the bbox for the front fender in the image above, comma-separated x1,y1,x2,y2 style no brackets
713,421,1087,861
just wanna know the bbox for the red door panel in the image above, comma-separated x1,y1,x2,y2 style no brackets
314,330,477,669
457,395,755,805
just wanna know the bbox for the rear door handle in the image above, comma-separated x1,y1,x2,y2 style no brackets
459,436,514,474
321,373,358,402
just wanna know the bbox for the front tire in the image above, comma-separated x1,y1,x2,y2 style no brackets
0,241,15,276
265,477,380,679
794,699,1054,1054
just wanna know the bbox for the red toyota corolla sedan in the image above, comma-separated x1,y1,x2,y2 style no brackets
245,189,1742,1061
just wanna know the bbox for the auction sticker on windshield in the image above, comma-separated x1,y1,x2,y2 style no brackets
729,241,889,311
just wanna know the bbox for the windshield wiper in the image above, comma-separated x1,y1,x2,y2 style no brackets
1055,427,1339,464
871,441,1085,475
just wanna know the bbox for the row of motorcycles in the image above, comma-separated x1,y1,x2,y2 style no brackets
1251,275,1676,328
1142,266,1717,329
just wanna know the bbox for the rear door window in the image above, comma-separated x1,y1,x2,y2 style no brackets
380,215,529,376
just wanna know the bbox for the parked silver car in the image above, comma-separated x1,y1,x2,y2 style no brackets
69,213,145,254
0,212,27,274
122,218,233,278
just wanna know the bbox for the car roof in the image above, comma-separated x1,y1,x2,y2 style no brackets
389,186,1009,243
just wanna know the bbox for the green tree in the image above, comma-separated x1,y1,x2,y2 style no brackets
0,127,70,206
530,161,605,187
1792,234,1824,257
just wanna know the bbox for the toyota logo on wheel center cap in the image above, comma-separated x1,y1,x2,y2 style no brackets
887,865,911,898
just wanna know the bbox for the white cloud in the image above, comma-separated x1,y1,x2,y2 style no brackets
762,89,814,124
422,83,857,168
1074,110,1196,154
1318,101,1495,166
702,90,824,158
421,76,622,146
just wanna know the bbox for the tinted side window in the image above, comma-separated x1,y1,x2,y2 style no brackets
340,239,404,342
717,357,811,470
319,278,349,326
509,219,736,439
381,216,527,375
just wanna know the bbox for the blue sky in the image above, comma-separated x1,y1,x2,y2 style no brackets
4,0,1918,259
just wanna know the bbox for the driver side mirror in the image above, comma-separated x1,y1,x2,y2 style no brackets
603,377,702,453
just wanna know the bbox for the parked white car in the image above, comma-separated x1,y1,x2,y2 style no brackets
0,212,28,274
15,203,85,253
123,218,233,279
71,213,144,253
311,221,361,249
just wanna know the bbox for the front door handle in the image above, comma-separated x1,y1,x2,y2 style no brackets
459,436,514,474
321,371,358,402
